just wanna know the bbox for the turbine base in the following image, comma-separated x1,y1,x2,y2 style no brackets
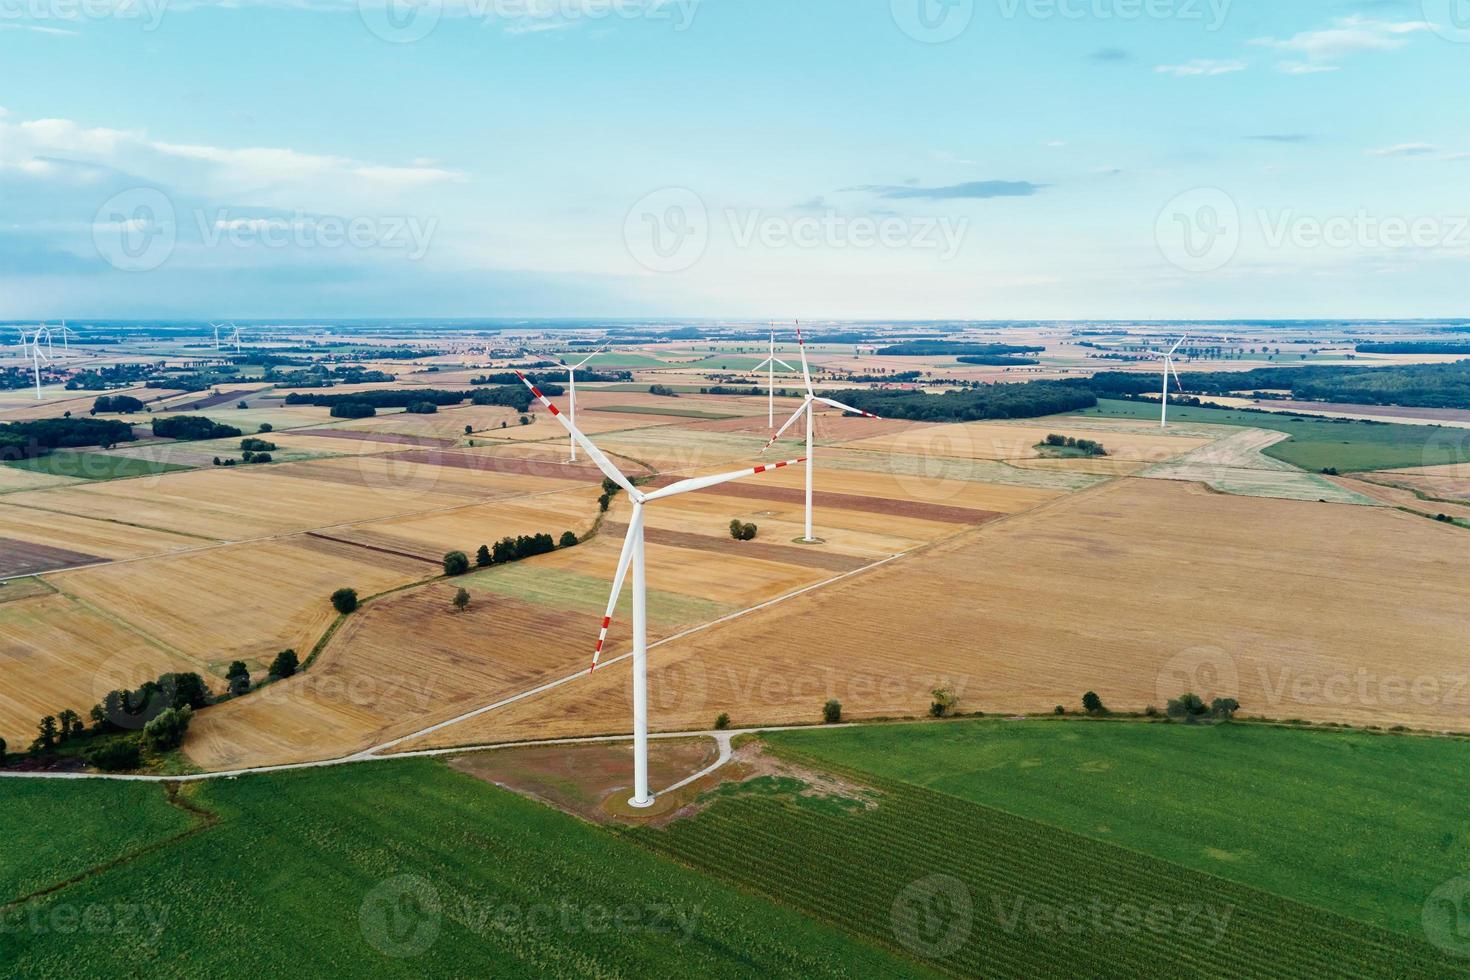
628,795,656,810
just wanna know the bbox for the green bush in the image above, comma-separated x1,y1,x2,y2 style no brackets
823,699,843,725
331,588,359,615
85,738,142,772
714,713,731,731
559,531,579,548
143,706,193,752
1082,691,1106,715
269,649,299,679
330,402,376,419
443,551,471,576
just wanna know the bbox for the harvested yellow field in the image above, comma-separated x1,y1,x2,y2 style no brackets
0,592,203,745
0,466,84,493
262,433,422,456
838,420,1210,464
52,535,431,670
339,405,523,438
0,504,205,560
273,454,586,499
1006,457,1151,477
402,478,1470,749
326,486,603,561
546,537,829,607
185,581,601,770
749,461,1062,514
2,466,481,540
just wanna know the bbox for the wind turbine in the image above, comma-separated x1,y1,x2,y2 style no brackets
549,345,608,463
1159,334,1188,428
28,330,51,400
210,323,224,352
230,324,242,354
515,371,805,809
764,326,882,543
750,324,796,428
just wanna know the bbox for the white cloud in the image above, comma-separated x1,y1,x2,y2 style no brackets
1277,62,1339,75
1253,16,1427,67
0,23,78,35
1367,143,1439,157
1155,59,1247,77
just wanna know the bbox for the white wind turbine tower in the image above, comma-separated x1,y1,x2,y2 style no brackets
28,328,51,400
210,323,224,352
515,371,805,809
549,344,608,463
750,324,796,428
765,325,882,543
1159,334,1188,428
230,324,243,354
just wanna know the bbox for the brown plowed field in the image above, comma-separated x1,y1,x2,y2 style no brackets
605,523,874,573
289,428,458,447
0,538,103,577
639,475,1003,524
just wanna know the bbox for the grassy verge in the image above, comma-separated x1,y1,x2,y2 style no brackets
5,452,191,481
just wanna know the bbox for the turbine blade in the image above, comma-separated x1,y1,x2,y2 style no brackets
512,371,640,499
763,398,813,451
1169,333,1188,356
796,324,815,396
773,358,797,371
1171,361,1184,391
642,457,807,503
573,345,608,369
814,395,881,420
751,357,774,372
592,505,642,671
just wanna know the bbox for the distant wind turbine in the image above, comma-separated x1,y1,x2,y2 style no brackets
515,371,805,809
764,325,882,543
28,329,51,400
549,345,608,463
231,324,242,354
750,324,796,428
210,323,224,352
1160,334,1187,428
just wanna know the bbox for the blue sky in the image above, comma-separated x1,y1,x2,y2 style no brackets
1,0,1466,319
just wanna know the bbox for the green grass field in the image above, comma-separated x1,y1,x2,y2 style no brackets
5,451,191,481
1077,398,1469,471
765,720,1470,937
1,780,198,903
637,736,1458,977
0,762,924,978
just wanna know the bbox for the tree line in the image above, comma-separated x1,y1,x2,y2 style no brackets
0,417,136,461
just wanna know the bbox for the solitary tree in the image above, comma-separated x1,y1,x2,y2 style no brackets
929,685,958,718
714,713,731,731
823,699,843,725
1210,697,1240,721
1082,691,1106,716
35,715,58,751
227,661,251,697
269,649,300,679
475,544,493,568
331,588,359,615
443,551,471,576
453,588,471,613
464,425,474,436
